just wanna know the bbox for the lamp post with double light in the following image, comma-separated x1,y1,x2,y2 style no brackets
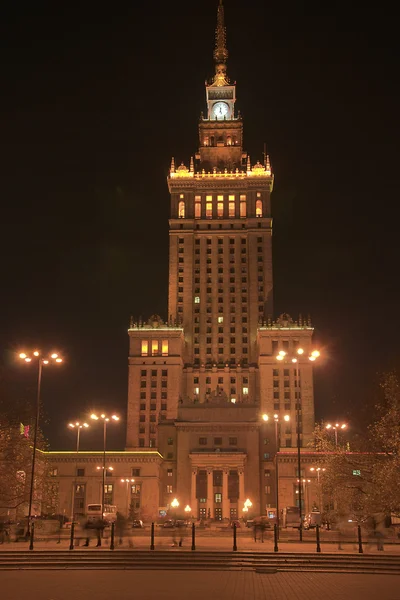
262,413,290,537
326,422,347,447
297,478,311,514
68,421,89,520
121,478,135,517
19,350,63,533
91,413,119,517
276,347,320,540
310,467,326,511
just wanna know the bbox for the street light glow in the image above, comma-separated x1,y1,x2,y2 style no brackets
262,414,268,422
297,348,304,355
276,355,284,361
278,350,286,356
284,415,290,422
19,353,27,359
33,351,40,357
311,350,320,358
171,498,179,508
25,358,32,362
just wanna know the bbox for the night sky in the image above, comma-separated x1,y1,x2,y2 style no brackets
1,1,399,451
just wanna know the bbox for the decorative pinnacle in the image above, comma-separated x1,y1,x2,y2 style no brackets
213,0,228,66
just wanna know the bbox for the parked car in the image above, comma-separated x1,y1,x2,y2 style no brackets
131,519,144,528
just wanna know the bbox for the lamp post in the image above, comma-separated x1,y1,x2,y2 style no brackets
310,467,326,512
121,478,135,517
297,478,311,514
276,347,320,540
68,421,89,520
184,504,192,520
262,413,289,537
325,422,347,447
19,350,63,533
171,497,179,521
91,413,119,518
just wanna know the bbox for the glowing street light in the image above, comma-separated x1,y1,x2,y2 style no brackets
171,498,180,509
68,421,89,519
19,350,63,533
90,413,119,516
274,347,320,541
121,478,135,516
326,422,347,446
262,413,290,538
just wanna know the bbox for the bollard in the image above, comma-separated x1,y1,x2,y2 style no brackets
273,523,278,553
299,520,303,542
316,524,321,553
29,521,35,551
69,522,75,550
233,523,237,552
358,525,363,554
110,522,115,550
191,522,196,551
150,522,155,550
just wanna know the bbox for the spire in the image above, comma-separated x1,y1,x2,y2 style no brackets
212,1,229,86
190,156,194,173
170,157,175,174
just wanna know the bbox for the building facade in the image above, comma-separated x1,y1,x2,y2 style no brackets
125,1,319,521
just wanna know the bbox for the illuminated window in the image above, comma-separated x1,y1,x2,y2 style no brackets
227,136,232,146
204,137,209,146
166,485,172,493
256,199,262,217
240,195,246,218
162,340,168,356
217,195,223,218
206,195,212,218
218,316,223,323
194,296,200,304
180,194,184,199
194,387,199,395
151,340,159,356
228,195,235,217
141,340,148,356
243,387,249,395
178,201,185,218
195,196,201,218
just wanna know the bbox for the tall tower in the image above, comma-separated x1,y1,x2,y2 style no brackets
167,0,274,409
127,1,317,518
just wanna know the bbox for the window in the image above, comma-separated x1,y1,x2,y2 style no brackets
141,340,148,356
132,468,141,477
229,437,237,445
76,468,85,477
151,340,159,356
229,195,235,217
167,468,173,477
195,196,201,218
140,403,145,410
243,387,249,395
215,493,222,503
199,437,207,445
214,437,222,445
139,439,145,447
239,194,247,217
264,469,271,477
104,484,113,503
49,468,57,477
256,199,262,217
141,369,147,377
166,485,173,493
206,195,212,218
265,485,271,495
217,195,223,217
178,201,185,218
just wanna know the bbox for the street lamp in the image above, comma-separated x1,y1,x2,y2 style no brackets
326,422,347,447
310,467,326,512
19,350,63,533
121,478,135,517
68,421,89,520
297,478,311,514
262,413,290,537
90,413,119,518
170,497,179,521
184,505,192,520
276,347,320,540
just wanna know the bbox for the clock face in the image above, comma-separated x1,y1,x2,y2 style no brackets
212,101,229,119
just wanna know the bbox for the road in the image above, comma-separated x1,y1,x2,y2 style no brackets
2,570,399,600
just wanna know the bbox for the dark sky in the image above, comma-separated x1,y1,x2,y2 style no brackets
1,1,399,451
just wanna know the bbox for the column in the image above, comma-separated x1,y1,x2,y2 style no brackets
206,469,213,519
191,469,198,519
222,469,230,520
238,469,245,505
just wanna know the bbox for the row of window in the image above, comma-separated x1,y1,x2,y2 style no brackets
139,403,167,411
177,236,264,245
179,256,263,264
141,340,169,357
52,467,143,478
140,369,168,377
273,369,301,377
178,195,263,219
198,437,238,446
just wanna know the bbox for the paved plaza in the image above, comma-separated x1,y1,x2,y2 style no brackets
1,570,399,600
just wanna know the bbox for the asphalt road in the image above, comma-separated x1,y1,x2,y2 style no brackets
2,570,399,600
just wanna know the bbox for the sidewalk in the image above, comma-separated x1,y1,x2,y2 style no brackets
2,535,400,554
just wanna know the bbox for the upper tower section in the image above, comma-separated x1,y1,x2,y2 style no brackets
199,0,242,171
